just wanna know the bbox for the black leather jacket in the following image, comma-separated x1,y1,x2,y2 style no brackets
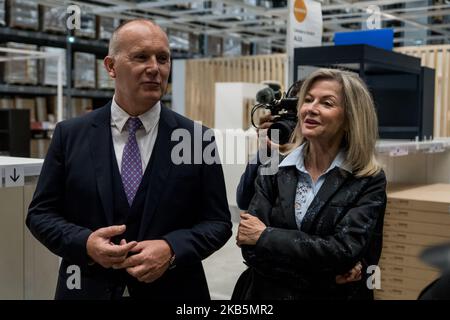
240,162,387,300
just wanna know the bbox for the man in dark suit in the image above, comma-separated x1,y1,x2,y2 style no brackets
26,19,232,300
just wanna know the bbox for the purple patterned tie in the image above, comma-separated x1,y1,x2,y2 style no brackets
121,117,143,206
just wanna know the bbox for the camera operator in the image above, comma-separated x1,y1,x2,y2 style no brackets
236,81,302,211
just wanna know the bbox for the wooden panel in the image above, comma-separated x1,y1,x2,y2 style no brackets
396,45,450,137
0,187,24,299
185,54,287,128
23,184,59,299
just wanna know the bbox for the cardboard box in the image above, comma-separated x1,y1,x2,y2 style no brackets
46,96,63,123
74,13,96,39
71,98,92,118
8,0,38,30
73,52,95,88
41,5,66,33
97,16,119,40
40,47,66,86
30,138,50,159
35,97,47,122
2,42,38,85
0,97,15,109
14,97,35,121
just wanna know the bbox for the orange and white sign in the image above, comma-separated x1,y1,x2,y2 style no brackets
287,0,322,50
286,0,322,83
293,0,308,22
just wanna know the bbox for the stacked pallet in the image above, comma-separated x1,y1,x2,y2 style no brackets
375,184,450,300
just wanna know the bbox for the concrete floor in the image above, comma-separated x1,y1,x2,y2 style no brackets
203,207,247,300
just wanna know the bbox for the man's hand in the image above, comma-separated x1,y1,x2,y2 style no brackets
335,261,363,284
236,212,267,247
86,225,137,269
113,240,173,283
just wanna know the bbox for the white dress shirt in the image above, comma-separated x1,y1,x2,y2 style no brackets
278,144,352,229
110,96,160,173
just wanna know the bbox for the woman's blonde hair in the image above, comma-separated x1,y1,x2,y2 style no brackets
285,68,381,177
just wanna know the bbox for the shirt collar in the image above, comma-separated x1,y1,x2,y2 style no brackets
279,143,352,174
111,96,161,134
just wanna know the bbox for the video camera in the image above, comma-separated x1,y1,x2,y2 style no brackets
251,83,299,145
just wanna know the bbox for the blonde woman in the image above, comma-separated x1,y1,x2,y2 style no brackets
233,68,386,300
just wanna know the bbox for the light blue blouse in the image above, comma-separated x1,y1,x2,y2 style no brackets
278,144,352,229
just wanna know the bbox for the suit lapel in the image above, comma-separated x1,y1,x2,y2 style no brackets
138,105,177,239
300,167,349,232
89,103,114,225
277,166,299,229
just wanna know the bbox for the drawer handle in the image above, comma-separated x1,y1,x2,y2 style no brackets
398,211,408,216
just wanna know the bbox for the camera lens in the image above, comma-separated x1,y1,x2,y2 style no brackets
268,119,297,145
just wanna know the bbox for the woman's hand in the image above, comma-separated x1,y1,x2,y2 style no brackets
236,212,267,247
335,261,363,284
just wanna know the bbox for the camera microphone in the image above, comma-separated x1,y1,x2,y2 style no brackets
256,87,276,105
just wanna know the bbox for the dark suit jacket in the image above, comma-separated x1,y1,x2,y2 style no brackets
236,161,386,300
26,102,232,300
236,152,261,210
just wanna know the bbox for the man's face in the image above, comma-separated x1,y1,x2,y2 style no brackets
106,22,171,109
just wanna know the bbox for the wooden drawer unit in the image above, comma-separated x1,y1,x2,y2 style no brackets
377,184,450,300
387,184,450,214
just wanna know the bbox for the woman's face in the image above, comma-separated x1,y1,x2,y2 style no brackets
299,79,346,145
